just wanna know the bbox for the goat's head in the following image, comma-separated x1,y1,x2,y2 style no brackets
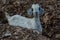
27,4,44,17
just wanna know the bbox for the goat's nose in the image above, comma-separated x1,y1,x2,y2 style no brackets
35,12,38,16
35,12,38,14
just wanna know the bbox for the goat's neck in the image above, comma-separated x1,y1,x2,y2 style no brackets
34,14,40,25
34,14,40,20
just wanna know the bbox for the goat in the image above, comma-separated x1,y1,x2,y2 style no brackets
27,3,44,32
5,3,44,33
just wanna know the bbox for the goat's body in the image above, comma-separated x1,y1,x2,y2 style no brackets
5,12,42,32
7,15,37,29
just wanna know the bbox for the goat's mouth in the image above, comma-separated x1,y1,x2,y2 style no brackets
25,16,34,18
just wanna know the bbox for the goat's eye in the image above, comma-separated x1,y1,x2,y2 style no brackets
32,8,33,11
39,7,40,10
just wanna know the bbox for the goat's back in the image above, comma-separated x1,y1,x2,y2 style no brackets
8,15,36,29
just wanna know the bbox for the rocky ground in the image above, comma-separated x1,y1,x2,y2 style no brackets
0,0,60,40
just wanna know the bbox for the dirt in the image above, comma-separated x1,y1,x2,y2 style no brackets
0,0,60,40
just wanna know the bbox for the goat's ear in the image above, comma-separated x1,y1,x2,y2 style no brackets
39,7,41,11
27,8,33,16
39,7,44,15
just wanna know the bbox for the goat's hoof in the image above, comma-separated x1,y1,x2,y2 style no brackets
33,30,41,34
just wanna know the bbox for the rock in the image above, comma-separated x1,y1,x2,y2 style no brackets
2,31,11,38
55,34,60,38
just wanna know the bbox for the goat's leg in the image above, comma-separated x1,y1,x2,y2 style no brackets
35,13,42,32
33,29,42,34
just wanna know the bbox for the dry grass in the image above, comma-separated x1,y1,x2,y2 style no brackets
0,0,60,40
